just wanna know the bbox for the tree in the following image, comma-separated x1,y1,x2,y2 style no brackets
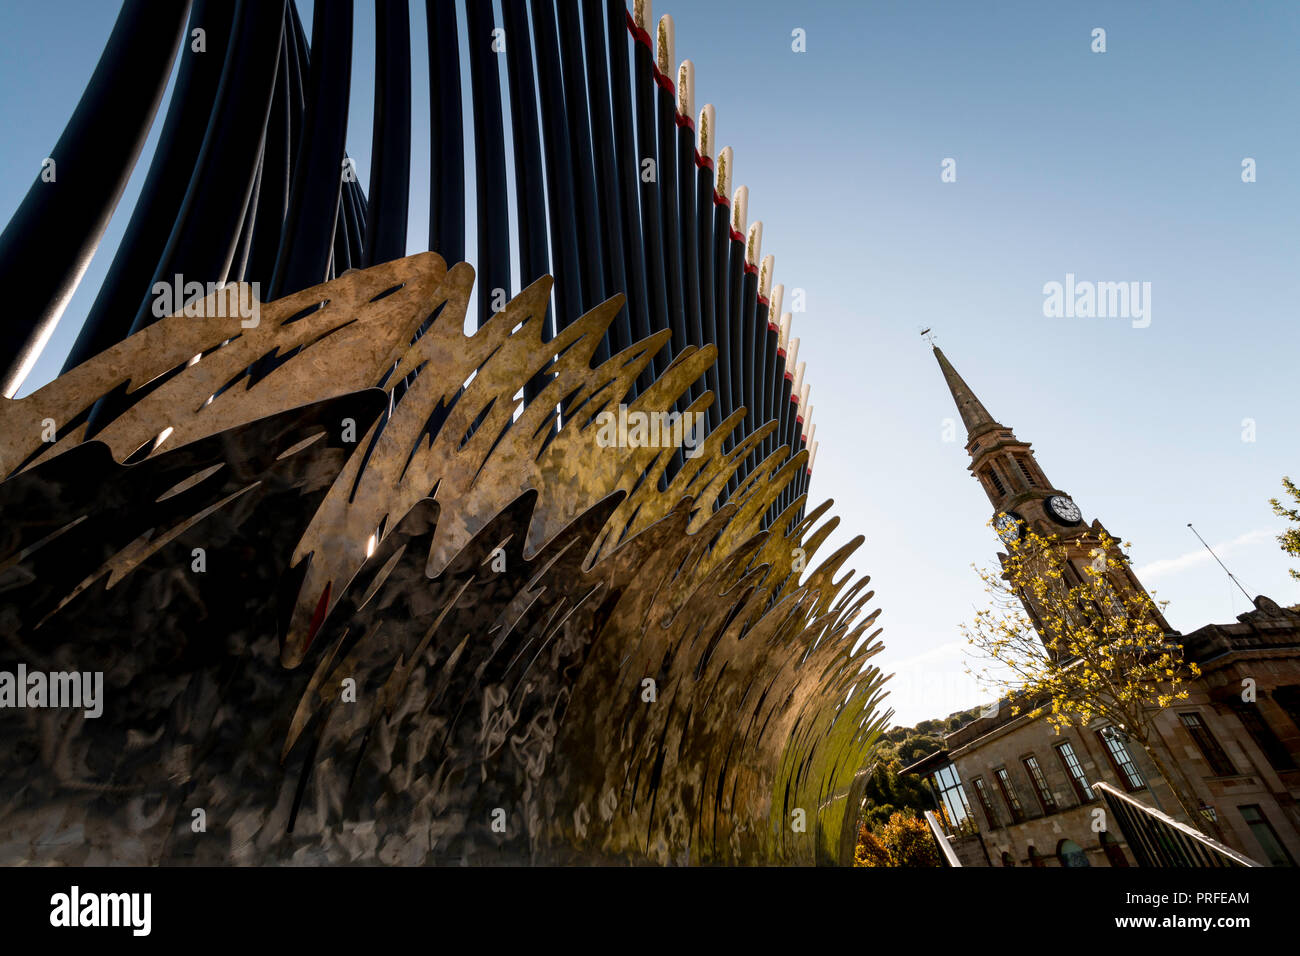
1270,476,1300,581
853,812,942,867
853,824,892,867
859,762,933,830
963,523,1207,832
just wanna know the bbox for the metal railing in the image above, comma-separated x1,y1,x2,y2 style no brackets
923,811,963,867
1094,782,1260,867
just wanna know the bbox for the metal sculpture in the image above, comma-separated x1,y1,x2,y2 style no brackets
0,0,874,865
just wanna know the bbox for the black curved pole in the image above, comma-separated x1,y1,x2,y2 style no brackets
609,1,653,397
269,0,353,299
630,17,668,382
61,0,231,373
363,0,411,268
696,160,720,437
427,0,464,265
582,0,631,360
556,0,606,360
244,32,295,288
530,0,583,337
465,0,509,328
501,0,552,406
0,0,191,396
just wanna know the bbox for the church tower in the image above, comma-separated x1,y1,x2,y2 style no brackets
933,344,1170,634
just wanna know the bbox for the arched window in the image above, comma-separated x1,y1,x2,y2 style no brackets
1057,838,1090,867
1100,831,1129,867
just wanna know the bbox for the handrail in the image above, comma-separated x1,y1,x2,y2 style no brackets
1094,781,1260,867
923,810,963,867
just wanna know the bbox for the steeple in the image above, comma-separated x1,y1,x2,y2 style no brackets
930,341,1058,518
933,345,1000,440
931,339,1171,635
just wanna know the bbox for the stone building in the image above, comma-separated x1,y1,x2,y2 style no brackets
903,346,1300,867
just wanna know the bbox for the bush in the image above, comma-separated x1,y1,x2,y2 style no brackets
853,811,943,867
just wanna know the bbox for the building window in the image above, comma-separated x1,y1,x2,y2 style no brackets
1231,704,1297,772
928,763,974,834
972,776,1000,830
1022,755,1057,814
985,467,1006,496
1179,712,1237,777
1015,456,1037,488
1056,838,1091,868
1097,728,1145,791
1100,831,1129,867
1239,805,1295,867
993,767,1025,822
1055,740,1096,802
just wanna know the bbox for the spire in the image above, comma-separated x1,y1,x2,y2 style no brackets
933,345,1001,439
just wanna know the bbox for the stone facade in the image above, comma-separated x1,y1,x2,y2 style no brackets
918,598,1300,866
910,346,1300,866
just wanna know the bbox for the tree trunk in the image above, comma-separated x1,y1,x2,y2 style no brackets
1133,731,1213,838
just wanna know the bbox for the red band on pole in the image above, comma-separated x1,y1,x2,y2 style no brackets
777,348,787,360
625,12,652,48
743,261,758,275
675,112,694,131
796,415,804,425
728,227,744,242
714,192,730,208
767,322,779,334
695,152,713,170
786,376,795,386
652,68,674,94
757,294,769,307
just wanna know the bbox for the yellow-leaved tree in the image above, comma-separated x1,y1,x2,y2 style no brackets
1270,476,1300,580
963,521,1206,831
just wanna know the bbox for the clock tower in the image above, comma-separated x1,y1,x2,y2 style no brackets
933,344,1169,633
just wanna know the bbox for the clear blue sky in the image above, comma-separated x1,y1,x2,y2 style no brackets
2,1,1297,727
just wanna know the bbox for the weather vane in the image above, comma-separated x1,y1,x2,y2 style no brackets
919,326,937,347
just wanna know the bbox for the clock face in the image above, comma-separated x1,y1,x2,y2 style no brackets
993,513,1023,545
1046,495,1082,524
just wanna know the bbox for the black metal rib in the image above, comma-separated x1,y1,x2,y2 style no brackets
712,191,732,432
427,0,464,264
738,263,758,483
677,110,703,405
269,0,353,299
557,0,606,355
630,20,668,381
129,0,287,336
723,218,744,496
608,1,654,396
465,0,509,328
530,0,583,336
582,0,632,361
0,0,191,395
244,31,294,288
61,0,231,373
362,0,411,268
656,75,687,374
749,294,770,477
695,160,720,437
501,0,552,406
